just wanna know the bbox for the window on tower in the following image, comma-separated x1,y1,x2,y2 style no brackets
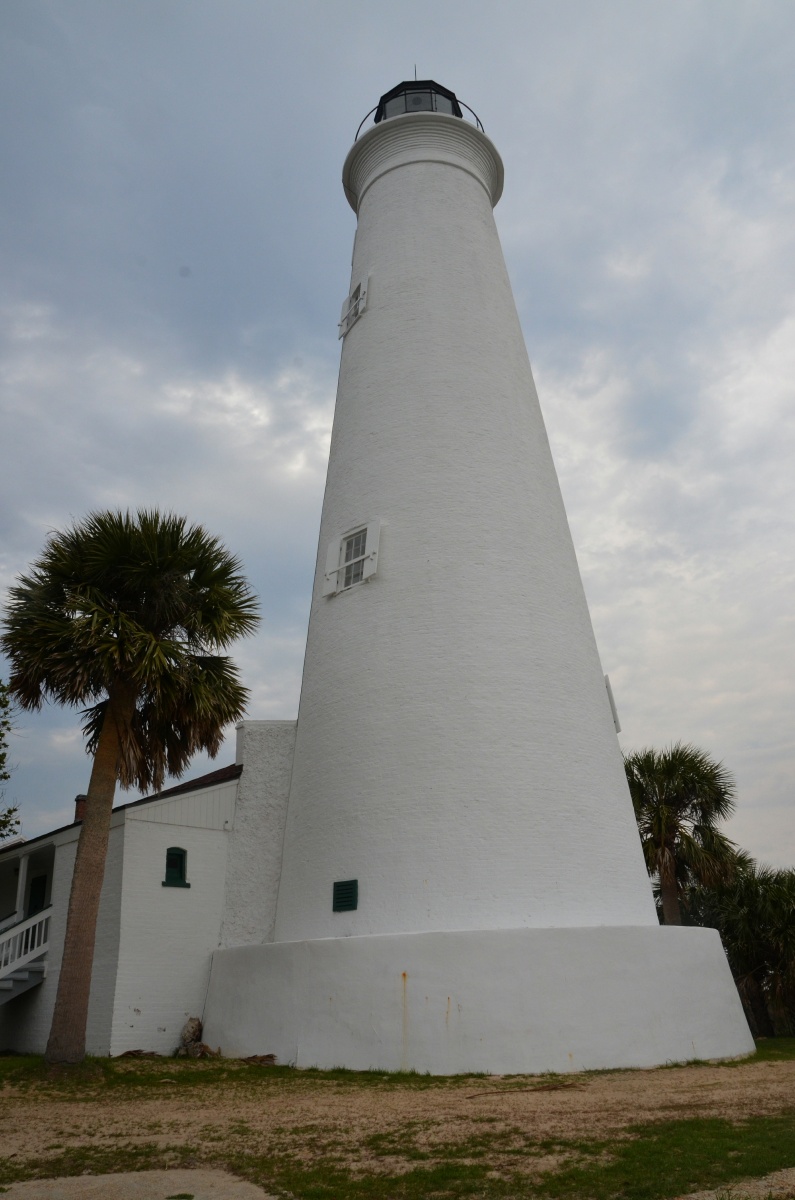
343,528,367,588
322,521,381,596
339,277,369,338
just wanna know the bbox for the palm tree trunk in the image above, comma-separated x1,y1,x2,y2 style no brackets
742,973,775,1039
45,679,136,1064
659,874,682,925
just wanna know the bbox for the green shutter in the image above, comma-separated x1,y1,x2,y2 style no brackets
333,879,358,911
162,847,191,888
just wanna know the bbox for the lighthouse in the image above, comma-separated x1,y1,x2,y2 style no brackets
204,81,753,1072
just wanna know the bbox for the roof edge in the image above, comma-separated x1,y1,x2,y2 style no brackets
0,762,243,858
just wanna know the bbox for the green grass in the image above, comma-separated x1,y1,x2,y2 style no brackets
0,1054,481,1098
1,1040,794,1198
1,1038,793,1096
742,1036,795,1063
226,1114,795,1199
537,1115,795,1200
0,1145,200,1186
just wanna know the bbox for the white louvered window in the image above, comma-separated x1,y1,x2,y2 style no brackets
604,674,621,734
338,277,369,338
323,521,381,596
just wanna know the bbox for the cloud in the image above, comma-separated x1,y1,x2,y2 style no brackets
0,300,337,835
535,296,795,865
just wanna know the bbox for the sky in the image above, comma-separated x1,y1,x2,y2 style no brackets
1,0,793,865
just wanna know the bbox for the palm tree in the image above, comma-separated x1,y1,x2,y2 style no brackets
0,679,20,841
689,864,795,1037
624,743,744,926
1,510,259,1063
0,681,20,840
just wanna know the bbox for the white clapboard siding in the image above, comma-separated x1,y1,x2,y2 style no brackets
126,780,238,831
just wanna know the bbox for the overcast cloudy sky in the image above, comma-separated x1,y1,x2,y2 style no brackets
1,1,793,866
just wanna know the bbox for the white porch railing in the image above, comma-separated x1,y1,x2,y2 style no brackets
0,908,51,980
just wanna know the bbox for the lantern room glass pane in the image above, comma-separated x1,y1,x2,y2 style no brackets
385,95,407,118
406,89,433,112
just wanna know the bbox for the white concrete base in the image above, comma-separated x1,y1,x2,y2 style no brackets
203,926,754,1074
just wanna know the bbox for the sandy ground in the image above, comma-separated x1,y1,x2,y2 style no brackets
678,1169,795,1199
1,1057,794,1196
0,1168,275,1199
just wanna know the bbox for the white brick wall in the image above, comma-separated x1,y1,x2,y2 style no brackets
205,925,755,1073
219,721,296,947
0,779,238,1056
110,817,228,1055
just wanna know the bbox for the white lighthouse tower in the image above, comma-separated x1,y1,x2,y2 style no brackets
204,81,753,1072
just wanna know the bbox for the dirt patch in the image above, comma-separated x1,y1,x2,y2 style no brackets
0,1168,275,1198
675,1166,795,1198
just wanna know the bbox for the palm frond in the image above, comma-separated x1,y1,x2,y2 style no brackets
3,508,259,787
624,742,739,919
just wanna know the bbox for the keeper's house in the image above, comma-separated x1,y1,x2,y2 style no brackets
0,721,294,1056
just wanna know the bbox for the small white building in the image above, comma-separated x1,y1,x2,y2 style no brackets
0,722,294,1056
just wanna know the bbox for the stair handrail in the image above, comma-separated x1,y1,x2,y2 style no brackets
0,909,20,934
0,903,52,933
0,907,51,979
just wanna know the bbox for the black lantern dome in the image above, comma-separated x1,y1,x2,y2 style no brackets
374,80,463,123
353,80,484,140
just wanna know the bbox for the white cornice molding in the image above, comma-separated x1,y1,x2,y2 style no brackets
342,113,504,213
